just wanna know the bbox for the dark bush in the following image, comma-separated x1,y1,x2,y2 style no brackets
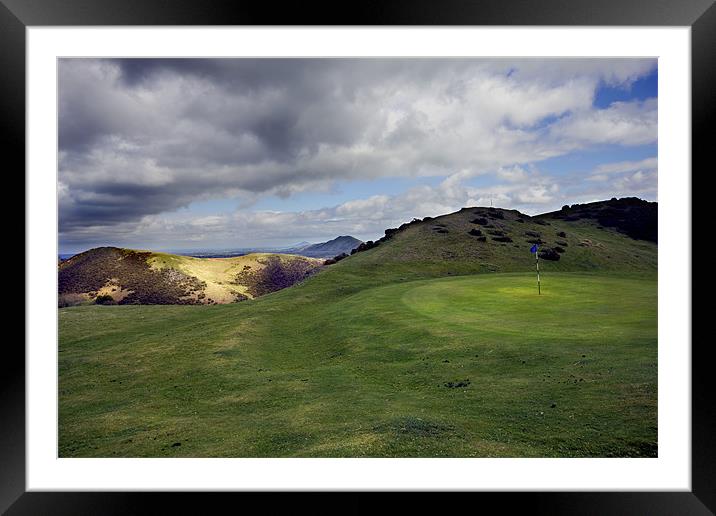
516,218,525,223
526,238,543,244
554,246,566,253
556,240,568,247
444,379,471,388
488,229,505,236
533,219,549,226
351,240,380,254
324,252,349,265
492,236,513,243
476,236,487,242
557,231,567,238
471,217,489,225
95,294,115,305
468,229,483,236
539,248,561,261
525,230,541,237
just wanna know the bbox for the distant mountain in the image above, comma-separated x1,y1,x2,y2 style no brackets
58,247,323,306
293,236,363,258
281,241,311,251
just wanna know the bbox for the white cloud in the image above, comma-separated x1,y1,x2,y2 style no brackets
549,99,657,148
58,58,658,249
594,157,658,175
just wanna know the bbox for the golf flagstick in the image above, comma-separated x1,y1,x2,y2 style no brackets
536,248,540,295
530,243,540,295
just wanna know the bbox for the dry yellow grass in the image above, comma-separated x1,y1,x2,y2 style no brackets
146,252,323,304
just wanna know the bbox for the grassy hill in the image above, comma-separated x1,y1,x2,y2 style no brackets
58,198,658,458
58,247,323,306
326,198,656,289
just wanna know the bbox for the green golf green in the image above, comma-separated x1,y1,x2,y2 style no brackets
59,272,657,458
401,273,656,340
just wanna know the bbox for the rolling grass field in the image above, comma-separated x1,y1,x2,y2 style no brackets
59,271,657,457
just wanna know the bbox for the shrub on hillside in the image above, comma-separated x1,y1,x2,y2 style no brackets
554,198,656,241
468,229,482,236
351,240,380,254
95,294,115,305
492,236,513,243
539,248,561,261
557,231,567,238
324,253,349,265
471,217,489,225
525,230,541,238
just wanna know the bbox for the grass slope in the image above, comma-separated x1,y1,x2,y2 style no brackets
60,274,656,457
59,201,658,457
345,205,656,279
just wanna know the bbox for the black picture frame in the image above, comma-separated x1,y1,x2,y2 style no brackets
4,0,711,513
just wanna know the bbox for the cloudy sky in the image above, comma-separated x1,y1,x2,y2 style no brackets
59,58,657,253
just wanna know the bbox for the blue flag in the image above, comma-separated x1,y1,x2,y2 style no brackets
530,244,538,253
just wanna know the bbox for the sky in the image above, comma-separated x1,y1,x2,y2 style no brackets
58,58,657,254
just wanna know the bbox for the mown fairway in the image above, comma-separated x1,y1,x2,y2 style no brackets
59,272,657,457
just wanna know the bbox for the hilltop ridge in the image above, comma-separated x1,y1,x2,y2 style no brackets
330,198,656,284
58,247,322,306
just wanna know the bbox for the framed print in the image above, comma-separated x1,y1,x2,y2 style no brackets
5,0,712,513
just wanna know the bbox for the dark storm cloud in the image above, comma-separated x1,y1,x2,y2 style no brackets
58,58,657,243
